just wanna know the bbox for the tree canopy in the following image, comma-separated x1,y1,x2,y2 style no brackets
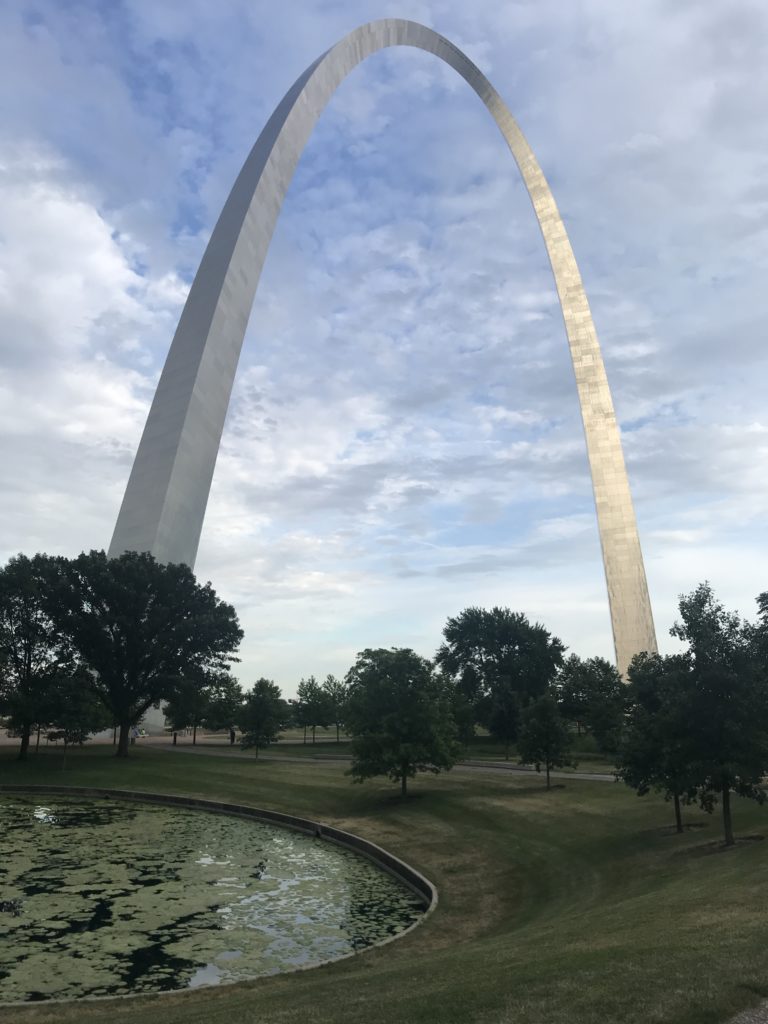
436,606,565,753
239,678,287,756
164,668,237,744
295,675,330,744
669,583,768,845
618,652,697,832
437,607,565,702
42,668,111,768
517,694,575,789
557,655,624,753
0,554,72,760
45,550,242,756
204,674,244,733
345,648,460,796
321,673,348,742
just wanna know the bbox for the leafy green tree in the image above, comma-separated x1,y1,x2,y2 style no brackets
238,678,287,756
45,550,242,757
437,606,565,704
557,655,625,753
556,655,591,733
482,681,521,760
746,591,768,675
618,652,697,832
0,554,71,760
345,648,461,797
437,607,565,753
321,673,348,742
517,694,575,789
42,669,111,769
204,674,244,736
296,675,330,744
438,667,477,747
670,583,768,846
164,669,231,744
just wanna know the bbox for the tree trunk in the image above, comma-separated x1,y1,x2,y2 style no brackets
253,744,259,758
112,725,117,745
35,725,41,754
17,722,31,761
336,722,340,743
192,723,197,746
303,724,307,745
546,763,551,790
722,783,734,846
401,771,407,798
312,724,316,744
505,740,510,762
117,721,130,757
62,739,68,771
674,792,683,833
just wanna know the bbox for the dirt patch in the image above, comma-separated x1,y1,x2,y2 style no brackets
680,834,765,858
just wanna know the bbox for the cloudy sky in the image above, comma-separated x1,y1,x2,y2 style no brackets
1,0,766,694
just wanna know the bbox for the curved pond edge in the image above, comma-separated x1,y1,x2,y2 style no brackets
0,784,437,1006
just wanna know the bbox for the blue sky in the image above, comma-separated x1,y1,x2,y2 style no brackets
1,0,767,694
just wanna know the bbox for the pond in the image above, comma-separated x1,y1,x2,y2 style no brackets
0,794,426,1002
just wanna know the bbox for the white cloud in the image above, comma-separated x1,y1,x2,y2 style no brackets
1,0,766,693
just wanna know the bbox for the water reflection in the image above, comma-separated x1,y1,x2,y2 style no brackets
0,795,424,1003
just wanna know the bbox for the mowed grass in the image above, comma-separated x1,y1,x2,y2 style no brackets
191,729,615,774
2,746,768,1024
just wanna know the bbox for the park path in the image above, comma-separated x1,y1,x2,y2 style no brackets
152,743,616,783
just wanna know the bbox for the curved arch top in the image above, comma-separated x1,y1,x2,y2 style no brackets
108,19,657,675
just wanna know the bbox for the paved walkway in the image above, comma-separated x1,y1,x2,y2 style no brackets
152,743,616,783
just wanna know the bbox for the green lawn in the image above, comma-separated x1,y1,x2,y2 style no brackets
194,729,616,775
1,746,767,1024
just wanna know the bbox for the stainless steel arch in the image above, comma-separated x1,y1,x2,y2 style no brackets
108,18,657,674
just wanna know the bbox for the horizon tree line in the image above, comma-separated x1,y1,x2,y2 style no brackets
2,549,767,843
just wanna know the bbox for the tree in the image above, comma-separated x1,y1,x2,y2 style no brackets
345,648,461,797
556,655,625,753
669,583,768,846
238,678,287,756
164,669,226,744
0,554,71,760
517,694,575,789
204,674,244,735
437,607,565,704
617,652,697,832
483,681,521,760
296,675,330,744
42,669,111,769
556,656,591,733
321,674,348,742
45,550,242,757
436,607,565,752
439,666,478,748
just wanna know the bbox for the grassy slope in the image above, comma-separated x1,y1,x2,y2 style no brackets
1,747,767,1024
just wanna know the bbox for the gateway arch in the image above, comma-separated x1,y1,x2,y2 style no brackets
108,19,657,675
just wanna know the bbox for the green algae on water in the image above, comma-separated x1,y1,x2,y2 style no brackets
0,795,424,1002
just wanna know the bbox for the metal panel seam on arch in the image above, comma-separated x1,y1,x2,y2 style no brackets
108,18,658,676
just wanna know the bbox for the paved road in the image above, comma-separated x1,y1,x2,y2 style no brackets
153,743,616,783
